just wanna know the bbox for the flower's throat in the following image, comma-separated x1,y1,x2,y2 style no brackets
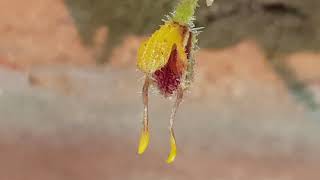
153,46,181,97
153,29,192,97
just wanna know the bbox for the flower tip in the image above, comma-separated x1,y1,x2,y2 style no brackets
138,129,150,155
166,130,177,164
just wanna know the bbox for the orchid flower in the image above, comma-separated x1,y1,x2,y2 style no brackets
137,0,213,163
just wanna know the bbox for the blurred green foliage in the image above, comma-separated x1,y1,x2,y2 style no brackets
65,0,174,63
65,0,320,60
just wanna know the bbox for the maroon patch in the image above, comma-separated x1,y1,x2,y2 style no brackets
153,47,182,97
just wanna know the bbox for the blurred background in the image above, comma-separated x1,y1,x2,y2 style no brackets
0,0,320,179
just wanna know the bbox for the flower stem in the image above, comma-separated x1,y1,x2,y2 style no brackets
172,0,199,25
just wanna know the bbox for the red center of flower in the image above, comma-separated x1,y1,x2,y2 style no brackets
153,46,182,97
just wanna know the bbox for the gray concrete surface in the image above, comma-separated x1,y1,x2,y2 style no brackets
0,66,319,179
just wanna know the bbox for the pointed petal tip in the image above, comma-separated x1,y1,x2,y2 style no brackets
166,130,177,164
138,129,150,155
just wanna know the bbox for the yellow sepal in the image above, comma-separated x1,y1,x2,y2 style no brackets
166,130,177,163
137,22,187,74
138,129,150,155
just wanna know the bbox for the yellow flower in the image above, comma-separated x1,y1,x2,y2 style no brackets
137,21,193,163
135,0,210,164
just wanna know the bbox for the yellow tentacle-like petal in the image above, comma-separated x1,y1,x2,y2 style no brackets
137,22,187,74
166,130,177,164
138,129,150,154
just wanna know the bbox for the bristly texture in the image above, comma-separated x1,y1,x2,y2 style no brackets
172,0,199,25
182,32,196,89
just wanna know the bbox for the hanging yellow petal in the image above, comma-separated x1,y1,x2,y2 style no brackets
137,22,187,74
138,129,150,154
166,130,177,163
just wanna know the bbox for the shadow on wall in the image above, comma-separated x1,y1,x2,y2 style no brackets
64,0,174,64
196,0,320,54
196,0,320,109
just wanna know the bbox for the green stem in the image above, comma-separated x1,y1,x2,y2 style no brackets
172,0,199,25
